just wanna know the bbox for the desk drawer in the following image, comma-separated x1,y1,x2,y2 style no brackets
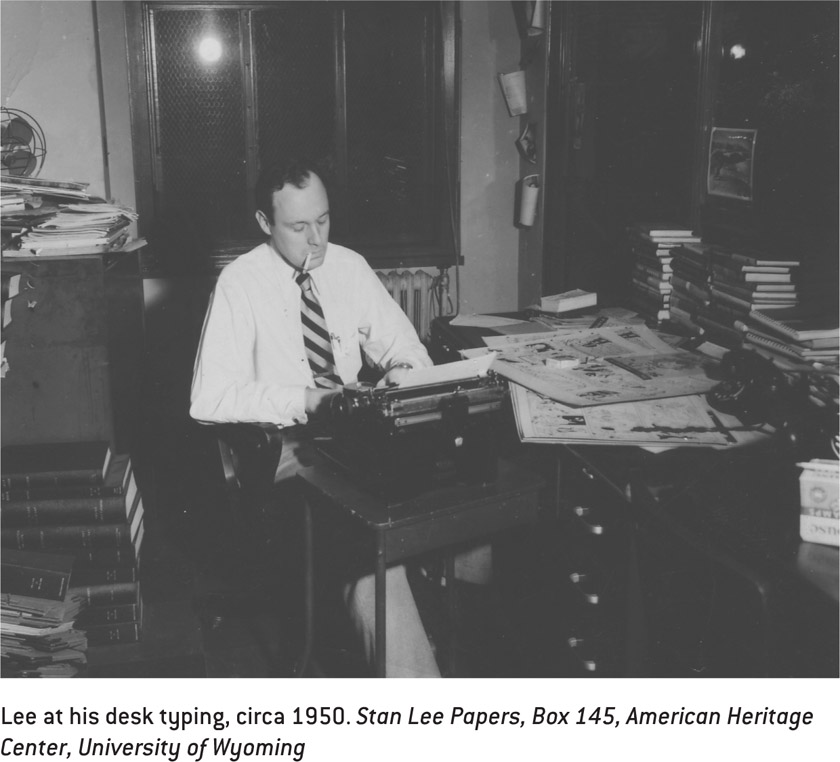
550,450,634,676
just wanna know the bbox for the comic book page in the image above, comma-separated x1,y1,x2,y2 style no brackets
484,325,719,407
510,383,734,448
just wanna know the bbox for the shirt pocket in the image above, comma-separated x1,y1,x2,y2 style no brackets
331,328,357,358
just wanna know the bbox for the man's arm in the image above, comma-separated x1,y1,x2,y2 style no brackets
304,387,339,416
356,266,433,378
189,278,310,425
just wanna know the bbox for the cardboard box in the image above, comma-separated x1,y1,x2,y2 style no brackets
798,459,840,547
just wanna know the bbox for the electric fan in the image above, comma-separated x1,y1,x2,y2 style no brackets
1,107,47,177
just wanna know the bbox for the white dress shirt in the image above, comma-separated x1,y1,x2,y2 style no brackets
190,241,431,425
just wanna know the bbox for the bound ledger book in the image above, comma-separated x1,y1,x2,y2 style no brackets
2,452,131,502
0,445,145,656
1,496,143,550
0,549,74,600
0,549,89,677
1,441,112,489
1,457,137,526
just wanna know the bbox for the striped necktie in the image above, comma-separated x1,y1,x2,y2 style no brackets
296,271,341,389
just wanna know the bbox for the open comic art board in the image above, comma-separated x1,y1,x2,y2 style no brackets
509,383,738,448
480,324,720,407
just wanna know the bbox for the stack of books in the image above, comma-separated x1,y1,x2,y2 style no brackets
666,241,714,337
703,247,801,346
742,306,839,373
1,549,88,677
0,441,144,649
628,223,701,322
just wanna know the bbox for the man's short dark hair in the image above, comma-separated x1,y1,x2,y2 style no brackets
255,158,325,222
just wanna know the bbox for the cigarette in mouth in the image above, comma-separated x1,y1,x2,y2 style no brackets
302,252,312,272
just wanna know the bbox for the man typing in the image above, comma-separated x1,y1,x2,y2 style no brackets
190,158,439,677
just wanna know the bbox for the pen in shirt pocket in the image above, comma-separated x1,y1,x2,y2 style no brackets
330,332,342,353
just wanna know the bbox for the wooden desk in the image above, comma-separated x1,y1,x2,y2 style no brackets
296,457,544,677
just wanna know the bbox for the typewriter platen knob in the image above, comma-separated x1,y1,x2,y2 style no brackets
328,390,349,419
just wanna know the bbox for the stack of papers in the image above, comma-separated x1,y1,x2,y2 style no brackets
16,203,137,253
1,592,88,677
0,174,92,201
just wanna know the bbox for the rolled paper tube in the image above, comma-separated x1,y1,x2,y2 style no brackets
519,174,540,226
498,71,528,117
529,0,546,36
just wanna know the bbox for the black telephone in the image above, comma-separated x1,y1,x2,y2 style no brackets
707,349,838,457
706,349,789,425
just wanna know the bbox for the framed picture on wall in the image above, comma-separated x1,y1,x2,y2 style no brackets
707,127,757,201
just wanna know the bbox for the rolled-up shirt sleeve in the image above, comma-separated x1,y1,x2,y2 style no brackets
189,273,307,426
353,265,433,372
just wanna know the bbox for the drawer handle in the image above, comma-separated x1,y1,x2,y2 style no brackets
569,572,599,605
573,505,604,535
566,637,598,672
581,466,596,481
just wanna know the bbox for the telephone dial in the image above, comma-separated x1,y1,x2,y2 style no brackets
707,349,838,457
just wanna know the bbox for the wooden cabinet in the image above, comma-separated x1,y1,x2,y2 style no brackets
1,251,144,452
554,449,635,675
528,446,643,677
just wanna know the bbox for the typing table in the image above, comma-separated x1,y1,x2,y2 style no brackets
296,456,544,677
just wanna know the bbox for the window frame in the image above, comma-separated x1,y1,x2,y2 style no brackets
125,0,460,275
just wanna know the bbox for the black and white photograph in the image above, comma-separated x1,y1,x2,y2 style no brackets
1,1,838,759
707,127,757,201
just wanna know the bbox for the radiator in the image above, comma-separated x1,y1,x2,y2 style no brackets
376,269,435,341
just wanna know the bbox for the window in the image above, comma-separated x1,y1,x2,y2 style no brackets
126,1,458,274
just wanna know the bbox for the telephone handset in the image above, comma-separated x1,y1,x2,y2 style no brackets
706,349,788,425
707,349,839,458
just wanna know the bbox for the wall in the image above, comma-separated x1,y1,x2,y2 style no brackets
0,0,106,197
1,1,532,314
458,1,524,314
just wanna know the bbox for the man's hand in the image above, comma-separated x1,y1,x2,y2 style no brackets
378,364,413,388
305,387,340,417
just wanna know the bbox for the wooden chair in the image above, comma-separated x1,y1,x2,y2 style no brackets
213,423,284,514
208,422,325,676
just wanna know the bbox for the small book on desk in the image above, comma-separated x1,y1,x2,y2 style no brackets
539,289,597,314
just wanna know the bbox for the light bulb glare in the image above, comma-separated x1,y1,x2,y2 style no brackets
729,44,747,60
198,37,222,63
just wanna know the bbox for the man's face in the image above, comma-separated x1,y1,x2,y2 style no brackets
256,172,330,271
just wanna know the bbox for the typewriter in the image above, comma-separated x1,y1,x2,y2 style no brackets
317,372,508,497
